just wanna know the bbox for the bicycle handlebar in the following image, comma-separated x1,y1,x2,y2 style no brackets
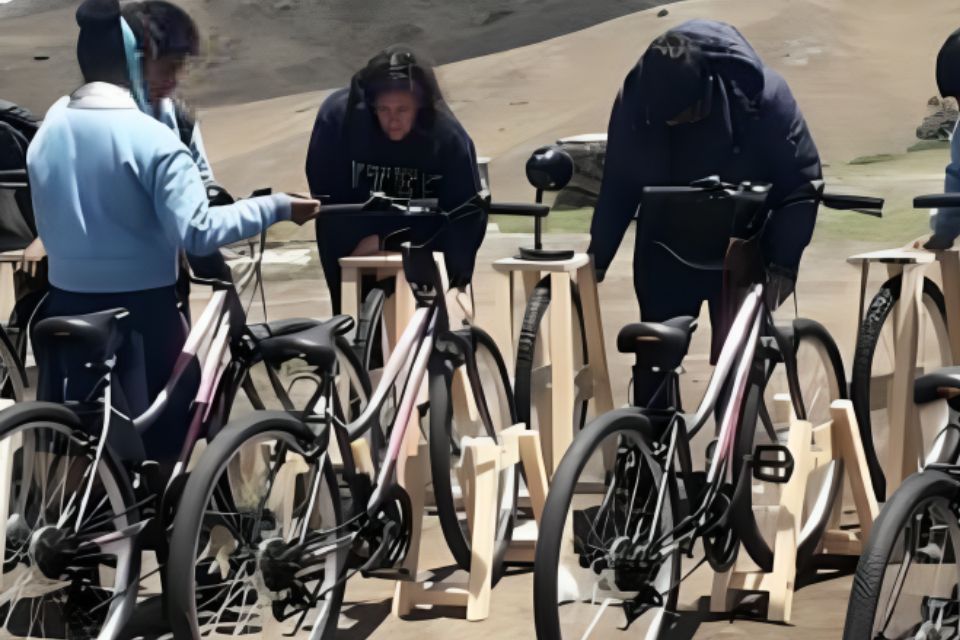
488,202,550,217
0,169,27,189
915,193,960,209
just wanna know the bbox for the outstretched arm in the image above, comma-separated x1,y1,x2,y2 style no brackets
588,90,645,279
759,77,823,274
151,145,291,256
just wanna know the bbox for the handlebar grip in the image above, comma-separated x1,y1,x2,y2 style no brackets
915,194,960,209
0,169,28,189
319,204,369,216
822,193,885,211
487,202,550,217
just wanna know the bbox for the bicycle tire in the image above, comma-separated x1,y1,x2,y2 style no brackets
0,325,26,402
732,318,847,572
430,326,517,574
0,402,140,640
533,409,679,640
851,276,948,501
167,411,344,640
843,469,960,639
515,277,589,442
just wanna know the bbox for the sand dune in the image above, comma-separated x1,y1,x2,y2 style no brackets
3,0,959,203
194,0,960,202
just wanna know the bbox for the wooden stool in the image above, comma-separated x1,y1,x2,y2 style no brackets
484,252,613,477
0,247,43,323
391,425,548,622
847,246,960,491
711,397,878,623
339,252,449,356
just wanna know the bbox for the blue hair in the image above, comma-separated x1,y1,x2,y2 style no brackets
120,17,149,112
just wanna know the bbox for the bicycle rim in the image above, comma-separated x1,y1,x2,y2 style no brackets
0,420,138,639
172,429,343,639
535,413,678,639
430,328,516,572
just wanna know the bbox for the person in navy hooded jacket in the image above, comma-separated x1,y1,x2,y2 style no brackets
306,46,484,314
27,0,320,459
588,19,821,323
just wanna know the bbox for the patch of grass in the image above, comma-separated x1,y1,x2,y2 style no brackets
849,153,898,165
908,139,951,153
491,207,592,234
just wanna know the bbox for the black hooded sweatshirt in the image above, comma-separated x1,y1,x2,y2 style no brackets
306,47,483,296
588,20,822,279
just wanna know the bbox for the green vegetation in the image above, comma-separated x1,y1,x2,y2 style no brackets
849,153,898,165
491,207,593,234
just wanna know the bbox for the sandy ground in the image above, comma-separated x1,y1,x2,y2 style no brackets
0,0,676,110
6,0,960,637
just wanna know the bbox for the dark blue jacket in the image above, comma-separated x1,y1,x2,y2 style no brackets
588,20,822,276
306,88,484,286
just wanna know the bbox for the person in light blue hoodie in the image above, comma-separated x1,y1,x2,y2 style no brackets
925,27,960,250
120,0,215,184
27,0,320,437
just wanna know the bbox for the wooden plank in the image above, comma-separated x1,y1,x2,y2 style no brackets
547,272,575,477
937,249,960,363
393,444,429,617
830,400,880,542
886,263,925,491
492,253,590,273
578,260,613,415
465,439,499,621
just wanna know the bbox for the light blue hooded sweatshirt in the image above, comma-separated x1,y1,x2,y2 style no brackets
931,121,960,239
27,84,290,293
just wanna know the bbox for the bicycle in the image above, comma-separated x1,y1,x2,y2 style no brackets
164,194,546,638
850,193,960,501
0,189,370,639
532,179,881,639
843,192,960,640
0,167,38,402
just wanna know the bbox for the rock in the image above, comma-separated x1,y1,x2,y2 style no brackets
657,8,669,17
554,135,607,209
917,96,959,141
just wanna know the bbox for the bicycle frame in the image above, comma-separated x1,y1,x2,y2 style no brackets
642,284,775,557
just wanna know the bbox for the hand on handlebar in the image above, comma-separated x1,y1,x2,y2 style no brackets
920,233,955,251
288,196,321,226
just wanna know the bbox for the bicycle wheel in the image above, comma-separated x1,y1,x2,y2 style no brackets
515,278,589,452
843,469,960,640
167,412,344,640
430,326,517,573
0,327,25,402
534,410,680,640
0,402,140,640
852,276,950,500
733,319,847,571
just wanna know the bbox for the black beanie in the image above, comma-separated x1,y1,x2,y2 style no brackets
937,27,960,99
639,33,708,123
76,0,128,85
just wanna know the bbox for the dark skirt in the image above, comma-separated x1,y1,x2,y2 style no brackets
33,285,188,461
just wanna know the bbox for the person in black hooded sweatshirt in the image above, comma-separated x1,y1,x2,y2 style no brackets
588,20,821,325
306,46,483,314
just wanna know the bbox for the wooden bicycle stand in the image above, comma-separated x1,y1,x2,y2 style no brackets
377,424,548,622
339,251,450,355
847,246,960,492
711,397,878,623
485,253,614,477
0,247,43,324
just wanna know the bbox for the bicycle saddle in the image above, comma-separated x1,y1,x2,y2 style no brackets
258,315,355,372
915,366,960,409
33,308,130,365
247,317,324,342
617,316,697,371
